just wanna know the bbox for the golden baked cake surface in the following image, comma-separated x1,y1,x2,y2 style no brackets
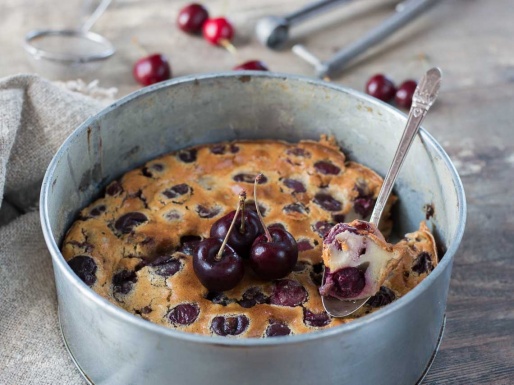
62,138,438,337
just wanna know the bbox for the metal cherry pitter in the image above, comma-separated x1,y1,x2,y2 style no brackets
256,0,440,79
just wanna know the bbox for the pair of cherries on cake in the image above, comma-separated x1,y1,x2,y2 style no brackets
193,174,298,292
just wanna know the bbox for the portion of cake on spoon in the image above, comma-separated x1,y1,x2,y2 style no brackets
319,220,403,300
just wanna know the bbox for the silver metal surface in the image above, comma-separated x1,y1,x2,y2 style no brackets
256,0,352,49
24,0,114,80
322,67,442,317
40,72,466,385
59,312,446,385
293,0,440,78
80,0,112,33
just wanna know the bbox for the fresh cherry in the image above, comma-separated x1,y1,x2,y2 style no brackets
365,74,396,102
194,238,243,292
233,60,269,71
177,3,209,34
210,192,263,258
203,17,234,47
249,174,298,280
193,193,245,292
395,79,417,109
250,228,298,280
133,54,171,86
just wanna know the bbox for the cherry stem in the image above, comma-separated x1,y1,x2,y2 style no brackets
254,174,272,243
131,36,148,56
216,192,245,261
219,39,237,55
239,190,246,234
220,0,229,15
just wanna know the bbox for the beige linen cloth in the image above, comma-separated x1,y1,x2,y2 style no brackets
0,74,110,384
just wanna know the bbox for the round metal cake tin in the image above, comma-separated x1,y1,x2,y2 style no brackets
40,72,466,385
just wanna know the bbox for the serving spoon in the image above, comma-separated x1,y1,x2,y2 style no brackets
322,67,442,317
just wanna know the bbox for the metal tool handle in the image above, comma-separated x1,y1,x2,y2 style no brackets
369,67,442,226
313,0,439,78
256,0,353,49
80,0,112,32
285,0,352,25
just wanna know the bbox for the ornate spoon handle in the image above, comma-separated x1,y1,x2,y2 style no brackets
369,67,442,226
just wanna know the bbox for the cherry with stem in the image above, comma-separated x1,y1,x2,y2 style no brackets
202,17,237,54
210,190,263,258
193,193,245,292
249,174,298,281
131,37,171,86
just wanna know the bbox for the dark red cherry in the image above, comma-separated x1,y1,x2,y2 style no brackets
314,160,340,175
395,79,417,109
312,220,334,238
313,193,342,212
210,209,263,258
303,309,331,327
265,321,291,337
320,267,366,299
89,205,106,217
233,60,269,71
177,3,209,34
250,228,298,281
114,212,148,234
211,315,249,336
168,303,200,325
412,252,434,274
112,270,137,296
147,255,182,277
193,238,244,292
365,74,396,102
68,256,97,287
368,286,396,307
282,178,306,193
203,17,234,46
106,180,123,196
196,205,221,218
249,173,298,280
205,291,230,306
133,54,171,86
269,279,307,307
238,287,268,308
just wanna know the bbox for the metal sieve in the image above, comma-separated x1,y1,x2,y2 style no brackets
24,0,114,80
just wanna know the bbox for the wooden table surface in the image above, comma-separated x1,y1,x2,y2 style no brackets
1,0,513,383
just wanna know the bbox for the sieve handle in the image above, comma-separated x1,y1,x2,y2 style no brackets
80,0,113,32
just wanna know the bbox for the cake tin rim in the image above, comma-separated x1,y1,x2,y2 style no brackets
40,71,466,347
